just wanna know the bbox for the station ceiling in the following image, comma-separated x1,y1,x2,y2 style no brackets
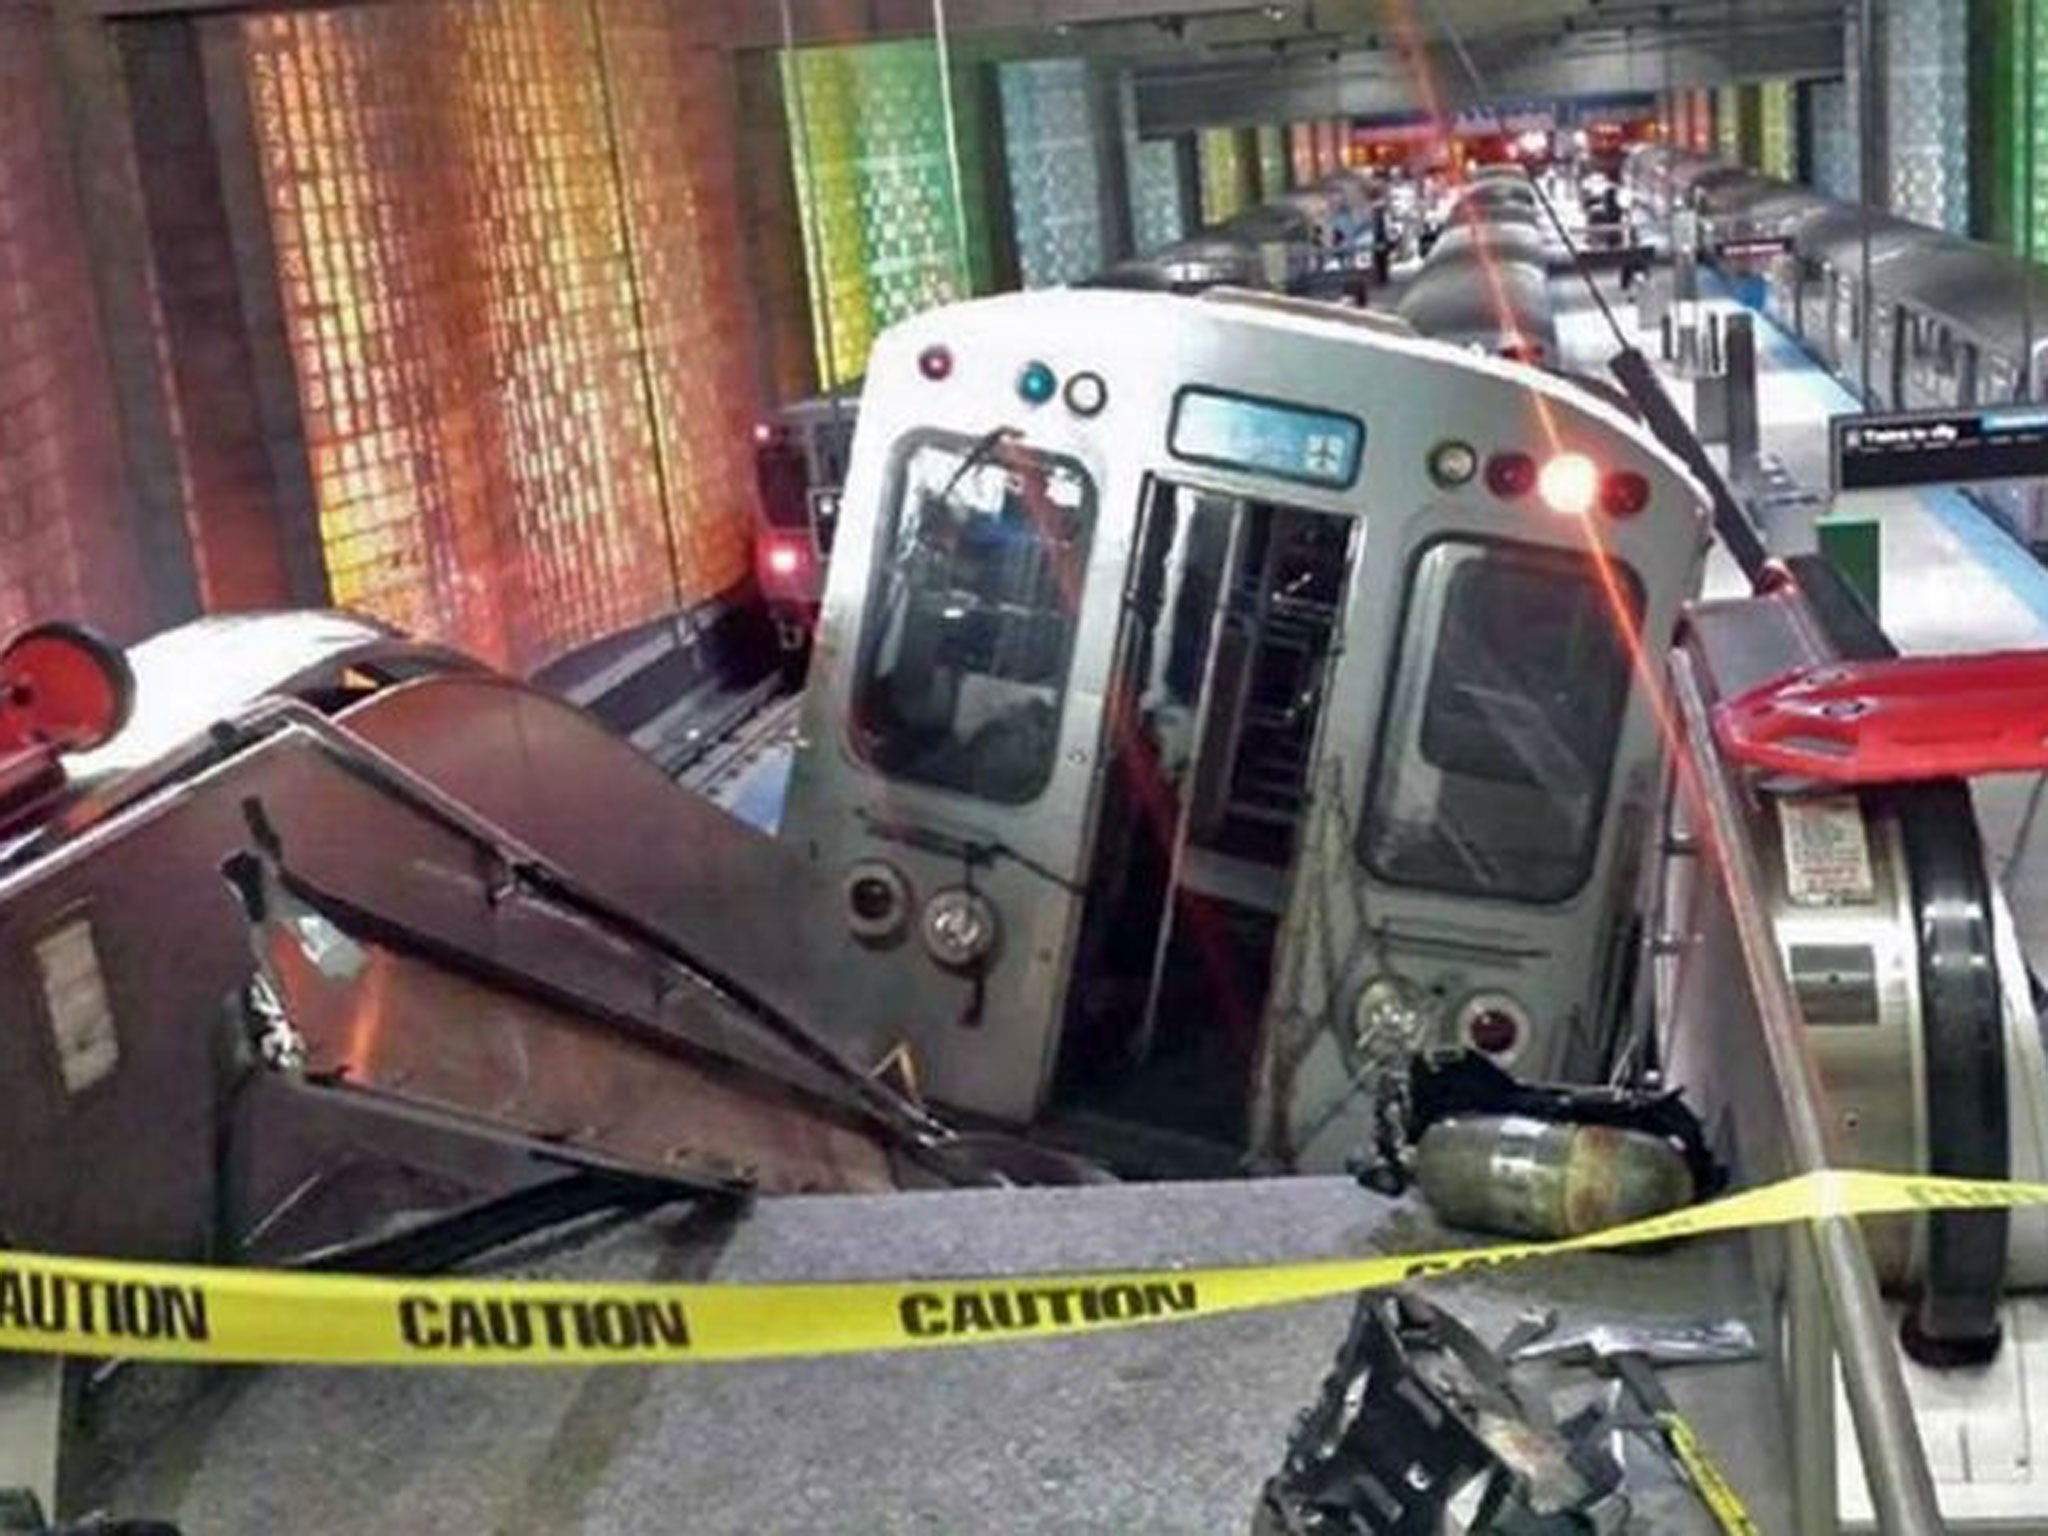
91,0,1851,122
717,0,1848,126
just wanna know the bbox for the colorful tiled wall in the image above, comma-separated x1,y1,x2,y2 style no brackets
1759,80,1794,179
1199,126,1252,224
1716,85,1740,160
783,39,973,388
1314,119,1345,175
1886,0,1969,231
999,59,1107,288
240,0,756,671
2005,0,2048,255
1129,138,1187,254
1808,79,1856,200
1288,122,1317,186
1687,89,1715,153
1255,124,1287,199
1842,13,1868,201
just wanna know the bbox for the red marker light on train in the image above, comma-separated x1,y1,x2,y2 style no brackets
1466,1007,1520,1055
763,539,805,578
1483,451,1537,499
1599,469,1652,518
918,345,954,382
1458,993,1528,1058
1537,452,1599,516
752,422,777,445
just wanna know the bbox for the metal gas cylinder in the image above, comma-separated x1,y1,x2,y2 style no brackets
1413,1115,1697,1240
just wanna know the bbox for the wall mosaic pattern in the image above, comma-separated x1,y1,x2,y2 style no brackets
999,58,1108,288
242,0,756,670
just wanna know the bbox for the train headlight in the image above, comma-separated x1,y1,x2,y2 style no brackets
1349,975,1433,1071
844,861,912,946
1427,440,1478,488
921,886,999,972
763,537,804,579
1538,452,1599,515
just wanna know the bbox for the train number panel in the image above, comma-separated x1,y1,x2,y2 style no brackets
778,289,1710,1171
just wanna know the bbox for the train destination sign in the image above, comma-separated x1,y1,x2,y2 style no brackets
1712,235,1793,261
1832,405,2048,492
1169,386,1365,489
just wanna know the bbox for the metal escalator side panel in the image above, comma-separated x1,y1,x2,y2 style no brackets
0,690,931,1272
248,889,901,1201
334,672,842,1052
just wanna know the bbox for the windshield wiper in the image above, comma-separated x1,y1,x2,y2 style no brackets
938,425,1023,503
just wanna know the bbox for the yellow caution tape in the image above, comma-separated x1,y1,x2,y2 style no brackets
1657,1412,1763,1536
0,1168,2036,1368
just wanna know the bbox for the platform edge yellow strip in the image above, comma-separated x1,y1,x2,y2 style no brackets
1,1168,2042,1368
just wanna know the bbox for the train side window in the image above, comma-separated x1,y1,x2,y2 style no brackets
1360,539,1641,904
851,434,1095,805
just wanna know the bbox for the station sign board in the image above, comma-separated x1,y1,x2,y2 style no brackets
1832,404,2048,493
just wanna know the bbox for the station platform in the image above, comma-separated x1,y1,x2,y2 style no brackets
1554,269,2048,996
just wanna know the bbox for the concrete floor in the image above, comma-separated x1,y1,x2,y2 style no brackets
88,1179,1784,1535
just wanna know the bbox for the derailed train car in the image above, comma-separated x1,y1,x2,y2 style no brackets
777,287,1699,1164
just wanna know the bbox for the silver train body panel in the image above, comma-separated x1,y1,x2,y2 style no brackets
778,287,1708,1164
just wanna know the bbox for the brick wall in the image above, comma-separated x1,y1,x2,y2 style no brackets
0,0,149,640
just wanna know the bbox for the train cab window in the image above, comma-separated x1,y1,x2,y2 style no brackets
1361,540,1640,903
851,434,1094,804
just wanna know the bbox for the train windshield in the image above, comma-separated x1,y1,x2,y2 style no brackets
1362,540,1639,903
851,434,1094,804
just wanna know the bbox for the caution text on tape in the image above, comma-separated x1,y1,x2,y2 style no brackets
0,1168,2039,1368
